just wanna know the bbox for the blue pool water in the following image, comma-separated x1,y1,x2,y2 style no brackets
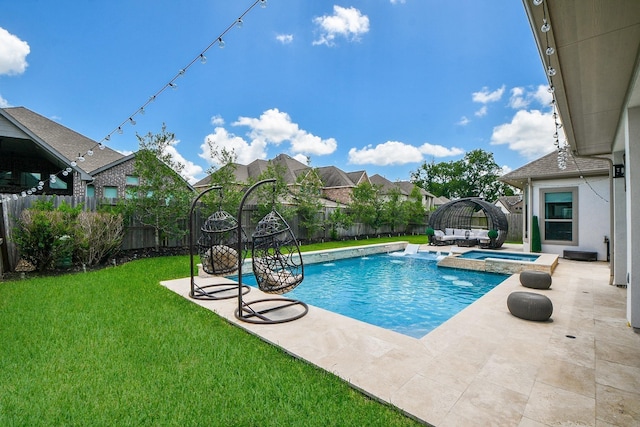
458,250,540,262
236,252,507,338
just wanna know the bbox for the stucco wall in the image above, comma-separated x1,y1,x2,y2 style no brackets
529,176,610,260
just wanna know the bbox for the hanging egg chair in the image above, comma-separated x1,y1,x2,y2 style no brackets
233,178,308,324
251,210,304,294
189,186,250,301
198,209,246,275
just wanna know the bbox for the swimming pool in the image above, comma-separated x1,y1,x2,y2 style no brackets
236,252,507,338
458,250,540,262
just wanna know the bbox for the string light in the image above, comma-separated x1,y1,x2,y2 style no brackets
1,0,268,203
535,0,568,170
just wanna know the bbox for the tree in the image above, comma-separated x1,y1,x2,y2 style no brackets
403,185,427,226
202,147,244,215
293,168,324,241
350,182,384,234
381,187,407,232
411,149,515,201
251,162,293,221
126,124,193,250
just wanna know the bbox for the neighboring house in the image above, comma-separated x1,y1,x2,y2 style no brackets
495,195,523,215
195,154,372,207
500,150,610,260
0,106,193,201
0,106,124,197
369,174,436,209
432,196,451,209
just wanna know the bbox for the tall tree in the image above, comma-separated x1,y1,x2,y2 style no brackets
350,181,384,234
127,124,192,250
411,149,515,201
202,147,243,215
293,168,324,241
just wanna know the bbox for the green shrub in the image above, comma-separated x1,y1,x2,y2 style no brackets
13,209,74,272
75,212,124,266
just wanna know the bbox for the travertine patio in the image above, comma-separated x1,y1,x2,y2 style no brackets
162,246,640,426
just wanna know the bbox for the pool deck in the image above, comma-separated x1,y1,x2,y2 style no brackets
161,244,640,426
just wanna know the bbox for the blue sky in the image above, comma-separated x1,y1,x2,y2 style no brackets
1,0,556,184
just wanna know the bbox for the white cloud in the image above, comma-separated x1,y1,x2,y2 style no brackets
457,116,470,126
490,109,558,160
500,165,513,175
533,84,553,105
0,94,10,108
472,85,505,104
293,153,309,164
276,34,294,44
474,106,488,117
349,141,422,166
509,85,552,109
163,140,204,184
0,27,30,75
348,140,464,166
312,6,370,46
508,87,529,109
390,0,406,4
418,142,464,157
200,108,337,166
200,126,268,166
210,115,224,126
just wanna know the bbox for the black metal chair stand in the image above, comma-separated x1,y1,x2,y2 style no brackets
234,179,308,324
189,186,250,300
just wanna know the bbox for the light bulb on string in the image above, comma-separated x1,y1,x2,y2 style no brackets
237,18,243,28
169,82,178,90
260,0,267,8
129,117,136,125
541,19,550,33
533,0,543,5
66,167,72,173
21,192,26,198
545,46,555,56
99,143,106,150
87,149,94,156
117,127,123,134
105,135,111,141
62,170,69,176
70,161,77,167
218,37,225,48
12,194,18,200
200,54,207,64
547,66,556,76
139,107,145,115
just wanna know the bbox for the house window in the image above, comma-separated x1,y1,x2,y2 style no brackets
541,188,577,245
49,177,68,190
125,175,140,199
103,186,118,199
20,172,41,187
86,185,95,197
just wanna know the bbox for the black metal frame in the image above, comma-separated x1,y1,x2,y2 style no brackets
189,186,250,300
234,179,308,324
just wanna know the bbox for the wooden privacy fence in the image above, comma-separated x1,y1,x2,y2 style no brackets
0,194,523,273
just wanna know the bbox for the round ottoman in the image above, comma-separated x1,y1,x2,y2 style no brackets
507,291,553,321
520,270,552,289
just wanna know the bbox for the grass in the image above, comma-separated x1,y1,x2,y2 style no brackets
0,241,423,426
299,234,427,252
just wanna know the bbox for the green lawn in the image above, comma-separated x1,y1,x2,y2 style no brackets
0,241,423,426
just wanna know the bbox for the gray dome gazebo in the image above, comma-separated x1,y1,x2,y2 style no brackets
428,197,509,248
